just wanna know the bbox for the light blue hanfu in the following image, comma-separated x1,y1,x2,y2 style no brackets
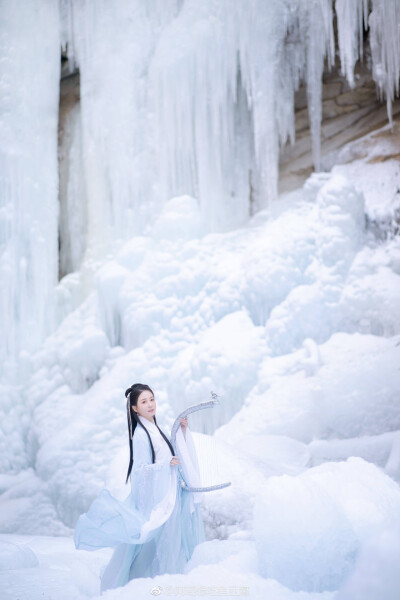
74,416,205,593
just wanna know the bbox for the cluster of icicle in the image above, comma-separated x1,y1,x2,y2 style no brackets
0,0,399,377
60,0,400,224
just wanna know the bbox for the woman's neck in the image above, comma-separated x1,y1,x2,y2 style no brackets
139,414,155,425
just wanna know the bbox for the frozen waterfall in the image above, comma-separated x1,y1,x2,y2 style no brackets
1,0,400,373
0,0,60,379
1,2,400,598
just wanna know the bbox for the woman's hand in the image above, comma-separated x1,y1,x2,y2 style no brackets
180,417,188,434
170,456,180,466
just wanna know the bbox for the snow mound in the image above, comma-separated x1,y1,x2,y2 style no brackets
254,458,400,593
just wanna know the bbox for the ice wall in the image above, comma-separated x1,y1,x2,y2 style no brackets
59,0,182,253
60,0,337,231
2,0,400,379
57,0,400,259
13,166,399,518
336,0,400,124
0,0,60,377
369,0,400,123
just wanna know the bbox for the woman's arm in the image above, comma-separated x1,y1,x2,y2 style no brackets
130,428,174,517
132,428,170,472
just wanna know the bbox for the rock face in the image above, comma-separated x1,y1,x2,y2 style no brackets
279,59,400,193
58,59,87,279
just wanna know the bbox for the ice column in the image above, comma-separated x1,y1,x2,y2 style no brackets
335,0,400,123
59,0,181,261
151,0,335,226
303,0,334,171
59,0,399,238
369,0,400,123
336,0,369,87
0,0,61,377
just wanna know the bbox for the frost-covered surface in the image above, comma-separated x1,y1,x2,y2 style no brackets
1,157,400,597
0,0,60,375
2,0,400,372
254,458,400,593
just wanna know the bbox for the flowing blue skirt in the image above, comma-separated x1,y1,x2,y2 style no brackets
100,482,205,592
75,474,205,593
75,427,206,592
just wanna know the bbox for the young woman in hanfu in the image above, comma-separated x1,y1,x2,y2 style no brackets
74,383,206,592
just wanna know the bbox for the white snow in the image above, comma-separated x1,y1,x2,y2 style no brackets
254,458,400,592
336,528,400,600
0,161,398,597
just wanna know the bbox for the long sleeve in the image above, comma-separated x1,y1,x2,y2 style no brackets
128,427,177,538
74,428,177,551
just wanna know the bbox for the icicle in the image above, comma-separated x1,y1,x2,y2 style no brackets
151,0,337,219
61,0,181,259
335,0,400,125
335,0,369,87
369,0,400,125
303,0,335,172
4,0,400,385
151,0,247,228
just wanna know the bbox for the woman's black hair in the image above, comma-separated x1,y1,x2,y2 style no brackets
125,383,175,483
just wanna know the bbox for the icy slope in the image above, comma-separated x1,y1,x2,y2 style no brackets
2,165,399,512
1,157,400,596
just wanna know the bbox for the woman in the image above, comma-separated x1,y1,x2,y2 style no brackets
74,383,205,592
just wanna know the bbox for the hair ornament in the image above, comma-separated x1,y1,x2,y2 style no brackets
127,395,133,440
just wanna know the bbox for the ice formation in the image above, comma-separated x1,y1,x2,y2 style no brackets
2,0,400,376
1,1,400,599
1,160,399,598
0,0,60,378
254,457,400,592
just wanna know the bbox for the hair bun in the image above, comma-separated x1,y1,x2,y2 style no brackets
125,387,132,398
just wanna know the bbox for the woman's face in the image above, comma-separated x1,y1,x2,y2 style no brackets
133,390,156,421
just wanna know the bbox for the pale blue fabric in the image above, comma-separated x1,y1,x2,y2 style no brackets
74,425,205,593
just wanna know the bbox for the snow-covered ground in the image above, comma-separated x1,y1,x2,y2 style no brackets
1,133,400,598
